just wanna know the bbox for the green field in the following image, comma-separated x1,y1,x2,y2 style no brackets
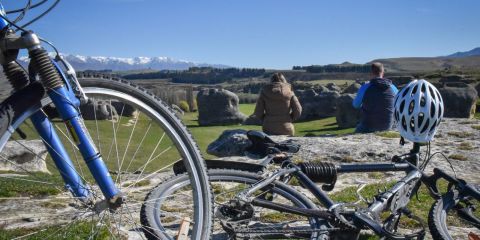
295,79,356,86
183,103,354,158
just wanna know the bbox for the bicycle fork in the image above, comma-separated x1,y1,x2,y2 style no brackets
3,31,122,207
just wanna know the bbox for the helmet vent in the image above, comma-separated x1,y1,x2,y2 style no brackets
429,86,436,100
412,85,418,95
418,112,424,126
395,111,399,122
438,104,442,118
420,97,426,107
421,118,430,133
408,100,415,114
430,102,436,118
402,87,410,97
430,120,437,133
410,117,415,132
401,116,407,131
400,100,406,112
421,84,426,93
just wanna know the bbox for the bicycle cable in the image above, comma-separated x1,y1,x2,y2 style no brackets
20,0,60,29
6,0,48,14
11,0,32,24
424,150,458,179
0,0,60,33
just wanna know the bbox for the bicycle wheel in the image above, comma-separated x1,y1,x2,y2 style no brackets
142,169,329,240
0,77,212,239
429,187,480,240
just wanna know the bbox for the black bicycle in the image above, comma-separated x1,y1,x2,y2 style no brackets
143,130,479,240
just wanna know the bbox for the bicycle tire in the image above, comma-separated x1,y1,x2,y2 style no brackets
0,77,212,239
141,169,330,240
429,188,480,240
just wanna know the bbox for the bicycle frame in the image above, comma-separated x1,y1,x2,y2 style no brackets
234,149,427,238
0,8,121,203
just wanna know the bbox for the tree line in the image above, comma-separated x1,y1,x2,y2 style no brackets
123,67,266,84
293,63,371,73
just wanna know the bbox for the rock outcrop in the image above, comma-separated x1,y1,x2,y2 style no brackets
325,83,341,92
335,94,360,128
1,140,49,173
197,89,247,126
295,89,340,120
389,76,414,87
110,101,136,117
437,83,478,118
207,129,252,157
342,83,361,94
80,99,117,120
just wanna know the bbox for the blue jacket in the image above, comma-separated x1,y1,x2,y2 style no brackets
352,78,398,132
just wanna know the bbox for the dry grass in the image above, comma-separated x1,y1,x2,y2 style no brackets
447,131,474,138
449,154,468,161
458,142,474,150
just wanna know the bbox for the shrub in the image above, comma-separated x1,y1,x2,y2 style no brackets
178,100,190,112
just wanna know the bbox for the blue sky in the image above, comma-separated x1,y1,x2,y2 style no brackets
4,0,480,69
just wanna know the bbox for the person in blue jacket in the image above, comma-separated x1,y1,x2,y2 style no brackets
352,62,398,133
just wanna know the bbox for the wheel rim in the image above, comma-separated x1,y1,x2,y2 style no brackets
0,86,206,239
143,171,319,240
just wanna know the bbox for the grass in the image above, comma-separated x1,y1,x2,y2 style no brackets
472,125,480,130
326,179,452,230
0,221,110,239
447,131,474,138
183,103,354,158
296,79,355,86
449,154,468,161
458,142,474,150
0,172,63,198
375,131,400,138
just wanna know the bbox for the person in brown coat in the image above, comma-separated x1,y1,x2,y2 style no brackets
254,73,302,136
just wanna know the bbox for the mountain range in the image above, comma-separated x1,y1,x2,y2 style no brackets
15,47,480,73
18,54,229,71
447,47,480,58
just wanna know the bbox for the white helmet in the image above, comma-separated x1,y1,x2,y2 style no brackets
394,79,444,143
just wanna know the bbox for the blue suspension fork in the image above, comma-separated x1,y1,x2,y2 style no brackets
42,86,121,200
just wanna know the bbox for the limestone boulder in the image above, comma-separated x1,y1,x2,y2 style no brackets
207,129,251,157
110,101,136,117
325,83,341,92
197,88,247,126
295,89,340,120
342,83,361,94
1,140,49,173
437,83,478,118
335,94,360,128
389,76,413,87
80,99,117,120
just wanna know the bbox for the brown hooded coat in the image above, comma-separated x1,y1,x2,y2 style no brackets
254,82,302,136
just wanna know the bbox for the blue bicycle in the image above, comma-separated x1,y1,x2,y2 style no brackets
0,1,212,239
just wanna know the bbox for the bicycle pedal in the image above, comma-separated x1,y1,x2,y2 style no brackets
176,217,191,240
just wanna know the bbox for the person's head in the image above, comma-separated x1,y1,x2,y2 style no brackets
271,73,287,83
371,62,384,78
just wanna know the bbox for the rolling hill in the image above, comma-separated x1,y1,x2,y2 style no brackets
371,55,480,73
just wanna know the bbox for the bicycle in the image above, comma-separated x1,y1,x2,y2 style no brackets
0,1,212,239
148,130,479,239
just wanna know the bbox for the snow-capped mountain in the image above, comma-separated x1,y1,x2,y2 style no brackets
18,53,229,71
